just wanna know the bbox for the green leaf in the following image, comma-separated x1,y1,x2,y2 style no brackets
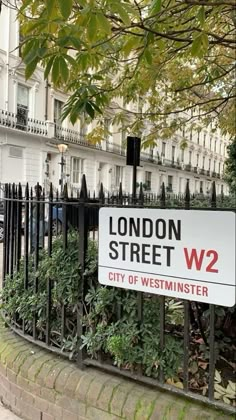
70,37,82,49
201,33,209,50
46,0,56,17
21,39,36,60
52,56,60,83
57,36,72,48
197,6,205,26
191,35,202,56
44,56,55,79
24,45,39,65
20,0,32,13
123,36,140,56
25,57,38,80
96,12,112,35
144,48,152,65
87,14,97,42
85,102,95,119
58,0,73,19
150,0,162,15
64,55,76,66
59,56,69,83
111,2,131,25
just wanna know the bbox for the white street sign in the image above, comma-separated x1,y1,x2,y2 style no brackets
98,208,236,307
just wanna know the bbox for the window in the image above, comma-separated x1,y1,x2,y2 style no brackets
189,151,192,165
71,157,84,184
200,181,203,194
161,142,166,157
167,175,173,192
203,134,206,148
115,166,123,186
181,149,184,162
209,137,212,150
54,99,64,123
17,84,29,129
218,162,221,174
172,146,175,162
213,160,216,172
121,125,126,144
80,113,87,137
196,154,199,166
145,171,152,190
197,131,200,145
190,129,193,141
208,159,211,170
202,156,205,169
104,118,111,141
215,140,217,153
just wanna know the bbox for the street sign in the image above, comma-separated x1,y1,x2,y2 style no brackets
98,208,236,307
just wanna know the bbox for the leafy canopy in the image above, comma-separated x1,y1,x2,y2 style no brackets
17,0,236,141
225,139,236,193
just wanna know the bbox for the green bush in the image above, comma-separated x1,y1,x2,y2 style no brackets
82,286,183,379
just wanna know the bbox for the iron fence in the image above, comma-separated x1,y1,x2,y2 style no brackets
1,178,235,414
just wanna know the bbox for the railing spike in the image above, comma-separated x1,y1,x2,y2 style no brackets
160,182,166,207
49,182,53,200
118,182,123,203
80,174,88,199
211,181,216,208
139,182,144,204
185,180,190,209
99,182,104,202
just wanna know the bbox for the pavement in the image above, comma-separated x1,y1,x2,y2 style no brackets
0,402,22,420
0,246,22,420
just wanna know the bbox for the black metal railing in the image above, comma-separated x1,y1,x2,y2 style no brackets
1,178,235,413
0,109,48,136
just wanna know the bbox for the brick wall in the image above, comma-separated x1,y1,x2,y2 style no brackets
0,319,233,420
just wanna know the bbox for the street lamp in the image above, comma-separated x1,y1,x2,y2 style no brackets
57,143,68,194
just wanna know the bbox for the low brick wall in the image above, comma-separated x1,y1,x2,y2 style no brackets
0,319,234,420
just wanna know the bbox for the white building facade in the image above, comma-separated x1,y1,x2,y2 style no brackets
0,4,229,197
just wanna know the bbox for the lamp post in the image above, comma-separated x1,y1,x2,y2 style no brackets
57,143,68,194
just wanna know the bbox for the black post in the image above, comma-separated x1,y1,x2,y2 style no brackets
126,136,140,204
60,153,65,196
16,183,22,272
159,183,166,383
2,184,8,285
46,183,53,346
183,179,190,390
208,181,216,400
132,145,137,203
23,183,29,334
77,175,89,369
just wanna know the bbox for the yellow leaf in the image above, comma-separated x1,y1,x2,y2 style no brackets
214,392,221,400
214,370,221,383
223,396,231,405
166,378,184,389
214,383,226,395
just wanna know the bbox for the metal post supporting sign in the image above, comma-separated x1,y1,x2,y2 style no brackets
126,136,141,202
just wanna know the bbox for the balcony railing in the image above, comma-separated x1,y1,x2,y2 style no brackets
0,109,48,136
1,114,223,180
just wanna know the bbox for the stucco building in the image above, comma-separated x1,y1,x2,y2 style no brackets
0,4,229,198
